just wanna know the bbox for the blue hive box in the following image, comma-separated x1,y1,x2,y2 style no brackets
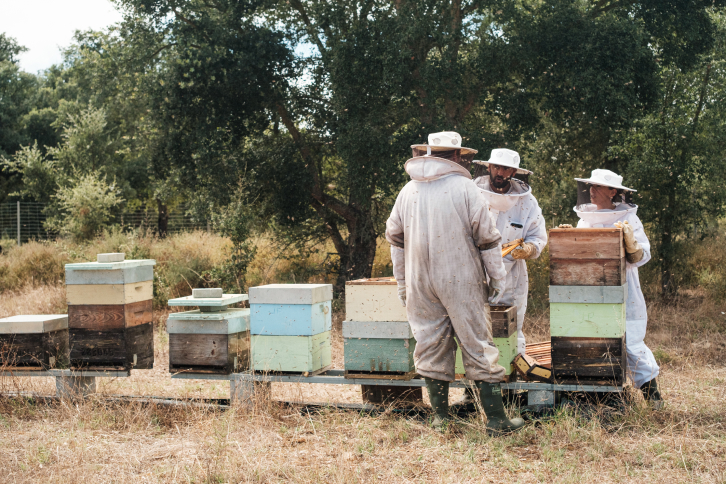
249,284,333,336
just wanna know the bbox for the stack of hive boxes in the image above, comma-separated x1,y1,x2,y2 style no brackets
548,228,627,385
65,253,155,370
0,315,69,369
167,288,250,374
455,306,518,377
344,278,415,378
249,284,332,374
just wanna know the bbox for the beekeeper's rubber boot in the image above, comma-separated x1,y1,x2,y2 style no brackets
424,378,450,430
640,378,664,410
476,381,525,436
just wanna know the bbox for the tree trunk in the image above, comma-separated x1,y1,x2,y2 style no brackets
660,189,677,298
157,199,169,238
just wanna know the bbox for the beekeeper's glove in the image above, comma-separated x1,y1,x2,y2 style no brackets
488,278,506,304
511,242,537,260
397,283,406,307
614,221,643,263
558,224,573,228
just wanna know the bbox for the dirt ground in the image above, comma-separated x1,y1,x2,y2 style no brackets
0,287,725,483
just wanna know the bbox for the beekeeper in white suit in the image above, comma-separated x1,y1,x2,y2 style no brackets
561,169,662,408
386,131,525,433
474,149,547,354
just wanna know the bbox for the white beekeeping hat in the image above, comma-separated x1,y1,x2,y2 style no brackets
575,169,636,191
473,148,532,175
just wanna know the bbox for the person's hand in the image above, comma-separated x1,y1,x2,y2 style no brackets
488,278,506,304
614,221,639,253
397,283,407,307
511,242,536,260
558,224,573,228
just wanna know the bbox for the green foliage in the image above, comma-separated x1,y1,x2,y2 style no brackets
46,172,124,241
0,142,57,204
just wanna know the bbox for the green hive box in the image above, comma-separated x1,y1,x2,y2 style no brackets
455,333,517,375
251,332,331,372
549,302,625,338
344,337,415,373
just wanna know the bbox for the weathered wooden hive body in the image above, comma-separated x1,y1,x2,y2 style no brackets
344,278,416,378
455,306,518,376
548,228,627,385
65,253,155,370
0,315,69,369
249,284,333,373
167,289,250,374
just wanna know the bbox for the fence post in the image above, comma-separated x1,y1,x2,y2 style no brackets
16,201,20,247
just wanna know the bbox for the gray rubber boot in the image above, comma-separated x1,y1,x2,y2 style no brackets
640,378,664,410
424,378,450,430
475,381,525,436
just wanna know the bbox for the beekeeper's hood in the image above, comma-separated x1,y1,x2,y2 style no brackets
476,176,531,213
573,169,638,225
406,131,477,181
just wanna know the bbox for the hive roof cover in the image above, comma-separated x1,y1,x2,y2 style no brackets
65,259,156,271
167,294,248,307
0,314,68,333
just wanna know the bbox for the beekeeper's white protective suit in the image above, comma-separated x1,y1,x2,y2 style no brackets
474,177,548,353
386,156,508,383
575,203,660,388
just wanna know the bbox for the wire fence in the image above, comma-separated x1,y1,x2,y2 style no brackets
0,202,209,244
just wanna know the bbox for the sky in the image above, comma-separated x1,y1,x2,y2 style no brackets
0,0,123,73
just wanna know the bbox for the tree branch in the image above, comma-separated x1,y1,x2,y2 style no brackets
288,0,326,54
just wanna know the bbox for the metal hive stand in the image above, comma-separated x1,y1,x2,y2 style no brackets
0,369,131,398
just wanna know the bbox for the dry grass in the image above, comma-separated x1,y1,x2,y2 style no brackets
1,235,725,482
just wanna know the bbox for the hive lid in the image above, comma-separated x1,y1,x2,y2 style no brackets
346,277,397,285
167,293,248,308
0,315,68,334
65,259,156,271
166,308,250,320
249,284,333,305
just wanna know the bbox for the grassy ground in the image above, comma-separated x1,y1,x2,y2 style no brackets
0,232,725,482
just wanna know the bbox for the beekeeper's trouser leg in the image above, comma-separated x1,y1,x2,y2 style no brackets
407,285,506,383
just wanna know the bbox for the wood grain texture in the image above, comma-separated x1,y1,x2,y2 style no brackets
551,336,626,384
345,284,407,322
68,300,153,330
550,258,626,286
69,323,154,369
346,277,397,285
343,337,415,372
491,305,516,338
550,303,626,338
66,281,153,305
0,329,69,368
549,228,624,260
169,331,249,374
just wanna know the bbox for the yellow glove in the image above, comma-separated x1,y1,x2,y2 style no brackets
558,224,573,228
614,221,640,253
511,242,537,260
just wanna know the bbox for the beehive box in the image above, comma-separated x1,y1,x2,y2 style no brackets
549,228,625,286
343,321,416,376
65,254,155,370
0,315,69,369
455,306,518,376
549,230,628,385
551,336,626,385
249,284,333,373
168,308,250,374
345,278,407,322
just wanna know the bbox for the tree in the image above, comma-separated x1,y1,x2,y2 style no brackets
614,13,726,297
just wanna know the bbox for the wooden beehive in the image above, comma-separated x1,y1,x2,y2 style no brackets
65,254,155,370
0,315,69,369
549,228,625,286
168,308,250,374
549,229,628,385
345,277,407,322
454,306,518,376
249,284,333,373
343,321,416,377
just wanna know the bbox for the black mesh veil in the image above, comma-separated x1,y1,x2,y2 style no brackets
412,147,476,170
576,181,634,210
472,163,530,185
